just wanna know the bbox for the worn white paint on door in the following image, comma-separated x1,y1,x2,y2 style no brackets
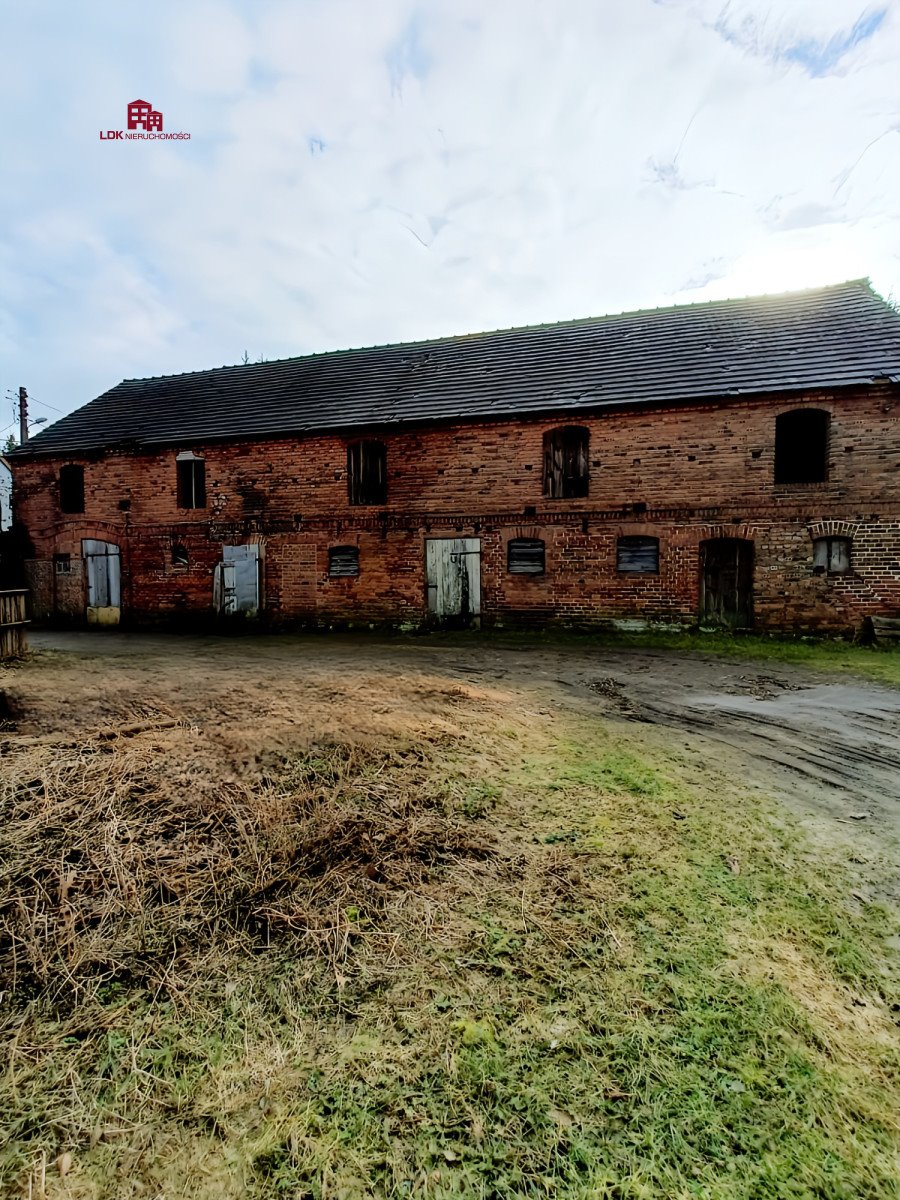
425,538,481,623
83,539,121,625
214,544,260,615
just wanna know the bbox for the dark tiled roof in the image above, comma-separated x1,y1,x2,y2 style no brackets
14,279,900,457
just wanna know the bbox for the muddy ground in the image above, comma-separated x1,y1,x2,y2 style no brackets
5,629,900,904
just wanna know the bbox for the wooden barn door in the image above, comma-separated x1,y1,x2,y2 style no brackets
425,539,481,627
82,540,121,626
700,538,753,628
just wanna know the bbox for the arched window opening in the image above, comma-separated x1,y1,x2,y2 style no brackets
543,426,589,499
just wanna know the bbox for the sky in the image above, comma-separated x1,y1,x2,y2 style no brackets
1,0,898,436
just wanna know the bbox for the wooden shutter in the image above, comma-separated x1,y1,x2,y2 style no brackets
617,536,659,573
507,539,545,575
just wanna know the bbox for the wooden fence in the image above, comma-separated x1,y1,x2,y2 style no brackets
0,589,28,659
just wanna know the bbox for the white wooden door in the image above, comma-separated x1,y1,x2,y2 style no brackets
425,539,481,623
83,539,121,625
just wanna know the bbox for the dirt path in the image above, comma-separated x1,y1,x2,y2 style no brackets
7,630,900,901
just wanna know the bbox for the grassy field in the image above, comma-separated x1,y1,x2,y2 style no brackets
2,644,899,1198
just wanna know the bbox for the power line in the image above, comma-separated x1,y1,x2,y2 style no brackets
28,395,64,415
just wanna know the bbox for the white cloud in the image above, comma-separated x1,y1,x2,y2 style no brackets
0,0,898,424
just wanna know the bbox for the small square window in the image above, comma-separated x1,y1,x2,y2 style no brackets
507,538,545,575
329,546,360,577
53,553,72,575
617,536,659,574
812,537,851,575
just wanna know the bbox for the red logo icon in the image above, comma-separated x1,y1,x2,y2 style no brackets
127,99,163,132
99,100,190,142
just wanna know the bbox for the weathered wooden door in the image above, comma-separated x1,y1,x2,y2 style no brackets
700,538,753,628
425,539,481,626
214,544,260,616
83,539,121,626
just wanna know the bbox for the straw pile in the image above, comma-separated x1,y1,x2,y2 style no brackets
0,734,493,1006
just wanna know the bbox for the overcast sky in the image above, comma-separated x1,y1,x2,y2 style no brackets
1,0,898,434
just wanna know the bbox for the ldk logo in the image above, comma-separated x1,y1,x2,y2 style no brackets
100,99,190,141
127,99,163,131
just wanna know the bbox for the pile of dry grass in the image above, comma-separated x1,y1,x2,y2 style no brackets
0,733,493,1006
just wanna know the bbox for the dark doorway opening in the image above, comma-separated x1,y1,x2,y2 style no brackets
700,538,753,628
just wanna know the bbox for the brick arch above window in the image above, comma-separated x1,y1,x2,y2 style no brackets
807,519,859,541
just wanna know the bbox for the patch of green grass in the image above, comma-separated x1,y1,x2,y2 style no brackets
2,726,899,1199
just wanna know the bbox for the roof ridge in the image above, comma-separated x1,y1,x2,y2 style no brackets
117,278,877,387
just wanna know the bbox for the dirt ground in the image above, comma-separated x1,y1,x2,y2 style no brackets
3,629,900,1197
6,628,900,905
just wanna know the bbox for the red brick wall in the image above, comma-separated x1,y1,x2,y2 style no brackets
12,383,900,633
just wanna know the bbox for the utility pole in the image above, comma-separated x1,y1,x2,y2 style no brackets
18,387,28,445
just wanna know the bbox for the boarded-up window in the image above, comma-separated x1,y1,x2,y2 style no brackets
347,440,387,506
617,536,659,574
813,537,851,574
59,464,84,514
177,456,206,509
507,538,545,575
172,543,189,567
329,546,360,577
775,410,829,483
543,426,589,499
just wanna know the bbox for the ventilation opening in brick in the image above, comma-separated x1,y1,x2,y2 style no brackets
543,426,589,499
176,456,206,509
507,538,545,575
617,536,659,574
329,546,360,577
813,536,851,574
59,464,84,514
347,440,387,506
775,409,829,483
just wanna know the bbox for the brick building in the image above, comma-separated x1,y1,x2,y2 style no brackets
8,280,900,634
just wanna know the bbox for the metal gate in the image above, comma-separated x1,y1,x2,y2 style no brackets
213,544,260,616
83,539,121,626
425,538,481,627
